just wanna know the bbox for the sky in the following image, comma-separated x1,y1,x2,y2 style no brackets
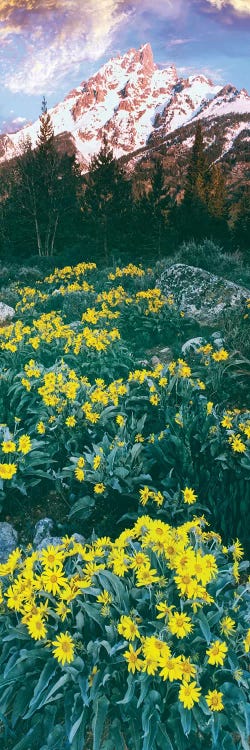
0,0,249,132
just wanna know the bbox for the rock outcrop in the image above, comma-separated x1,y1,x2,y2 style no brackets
159,264,249,325
0,302,15,324
0,522,18,563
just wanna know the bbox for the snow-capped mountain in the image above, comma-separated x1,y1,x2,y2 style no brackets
1,43,250,179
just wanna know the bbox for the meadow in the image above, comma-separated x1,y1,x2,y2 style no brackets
0,259,249,750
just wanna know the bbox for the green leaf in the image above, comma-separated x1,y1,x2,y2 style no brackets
233,716,249,750
29,659,56,705
10,721,42,750
81,602,103,627
43,724,65,748
24,673,69,718
137,675,150,708
69,496,94,518
222,732,237,750
156,724,174,750
197,611,211,644
114,466,130,479
131,443,143,462
178,704,192,737
211,712,221,746
128,718,141,750
97,569,128,607
92,695,109,750
11,687,32,729
219,682,246,704
117,674,135,705
69,709,85,743
142,712,158,750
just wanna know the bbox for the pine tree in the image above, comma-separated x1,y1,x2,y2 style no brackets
186,122,208,203
175,122,212,243
3,100,81,257
83,137,130,262
233,185,250,254
207,163,226,219
36,97,54,150
149,159,172,258
206,162,229,244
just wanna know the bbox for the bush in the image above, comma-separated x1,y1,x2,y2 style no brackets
0,516,249,750
176,239,223,272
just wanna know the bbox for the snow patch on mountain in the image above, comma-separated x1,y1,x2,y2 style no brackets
1,43,250,169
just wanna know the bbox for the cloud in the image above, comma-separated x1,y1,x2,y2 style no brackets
0,0,248,95
0,0,191,94
204,0,250,12
178,63,225,83
0,0,132,94
167,37,196,46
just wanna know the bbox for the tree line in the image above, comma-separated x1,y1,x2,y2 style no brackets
0,100,249,262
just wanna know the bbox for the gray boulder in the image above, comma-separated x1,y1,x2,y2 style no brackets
0,522,18,563
72,533,85,545
159,264,249,325
37,536,63,550
33,518,55,548
0,302,15,324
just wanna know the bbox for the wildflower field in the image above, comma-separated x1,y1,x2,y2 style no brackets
0,260,249,750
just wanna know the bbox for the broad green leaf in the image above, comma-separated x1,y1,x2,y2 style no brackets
156,723,174,750
29,659,57,704
178,704,192,737
211,712,221,746
69,496,94,518
69,708,85,743
117,674,135,705
24,673,69,718
10,720,42,750
197,611,211,644
92,695,109,750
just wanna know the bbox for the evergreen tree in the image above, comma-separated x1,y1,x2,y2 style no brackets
207,162,229,244
233,185,250,254
36,97,54,150
186,122,208,204
83,137,131,262
149,159,172,258
207,163,226,219
132,190,153,258
174,123,213,243
2,100,81,257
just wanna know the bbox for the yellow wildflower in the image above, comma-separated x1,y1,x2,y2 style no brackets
182,487,197,505
206,640,228,667
206,690,224,711
94,483,105,494
179,681,201,709
1,440,16,453
52,632,74,665
18,435,32,454
123,644,143,673
0,463,17,480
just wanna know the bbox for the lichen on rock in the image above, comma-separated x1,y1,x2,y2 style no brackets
159,263,249,325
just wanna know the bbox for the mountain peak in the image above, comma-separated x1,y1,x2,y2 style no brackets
116,42,156,76
138,42,156,72
1,44,250,169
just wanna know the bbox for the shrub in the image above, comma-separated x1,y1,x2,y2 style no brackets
176,239,223,272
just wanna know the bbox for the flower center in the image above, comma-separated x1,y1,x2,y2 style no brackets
62,642,71,653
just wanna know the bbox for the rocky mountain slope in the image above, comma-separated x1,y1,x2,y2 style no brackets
0,43,249,193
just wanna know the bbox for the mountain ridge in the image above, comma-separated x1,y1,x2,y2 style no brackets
0,42,249,194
